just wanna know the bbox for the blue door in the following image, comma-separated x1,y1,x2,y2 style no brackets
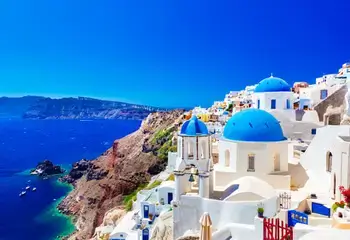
271,99,276,109
320,89,328,100
311,202,330,217
142,228,149,240
143,205,149,218
168,192,173,204
288,210,308,227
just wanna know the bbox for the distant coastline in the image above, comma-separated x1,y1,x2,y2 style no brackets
0,96,171,120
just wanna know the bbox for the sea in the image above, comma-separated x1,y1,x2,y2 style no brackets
0,119,141,240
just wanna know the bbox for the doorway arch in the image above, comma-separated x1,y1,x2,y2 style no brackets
225,150,230,167
274,153,280,171
326,151,332,172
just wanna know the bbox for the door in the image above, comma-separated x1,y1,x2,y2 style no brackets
274,153,280,171
142,228,149,240
167,192,173,204
143,205,149,218
287,210,308,227
271,99,276,109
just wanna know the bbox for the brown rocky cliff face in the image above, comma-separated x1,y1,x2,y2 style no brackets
58,110,185,240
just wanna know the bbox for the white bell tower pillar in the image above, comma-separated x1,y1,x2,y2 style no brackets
174,172,185,201
199,173,210,198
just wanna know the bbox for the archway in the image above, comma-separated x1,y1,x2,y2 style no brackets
225,150,230,167
326,151,332,172
201,140,207,159
188,141,194,159
274,153,280,171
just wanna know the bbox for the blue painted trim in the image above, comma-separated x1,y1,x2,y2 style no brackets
311,202,330,217
288,210,308,227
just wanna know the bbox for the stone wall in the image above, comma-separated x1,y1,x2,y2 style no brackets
314,84,347,122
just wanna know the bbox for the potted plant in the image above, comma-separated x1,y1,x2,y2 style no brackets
258,207,264,218
332,201,345,213
339,186,350,208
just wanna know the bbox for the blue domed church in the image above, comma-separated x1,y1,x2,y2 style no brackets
218,108,290,176
252,75,294,118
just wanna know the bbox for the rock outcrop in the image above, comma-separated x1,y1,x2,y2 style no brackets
58,159,108,185
58,110,185,239
30,160,65,176
150,211,173,240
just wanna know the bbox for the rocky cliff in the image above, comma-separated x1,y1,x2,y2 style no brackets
57,110,185,239
0,96,165,120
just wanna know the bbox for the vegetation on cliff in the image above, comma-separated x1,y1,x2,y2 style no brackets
123,180,162,211
57,110,184,239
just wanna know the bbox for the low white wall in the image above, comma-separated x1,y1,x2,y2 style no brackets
173,194,278,239
308,216,332,226
214,171,290,190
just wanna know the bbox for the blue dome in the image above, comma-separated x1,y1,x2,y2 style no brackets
254,76,291,93
223,109,286,142
180,116,209,136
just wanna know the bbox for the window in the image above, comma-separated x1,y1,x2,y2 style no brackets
311,128,316,135
320,89,328,100
271,99,276,109
326,152,332,172
257,99,260,109
286,99,290,109
248,154,255,172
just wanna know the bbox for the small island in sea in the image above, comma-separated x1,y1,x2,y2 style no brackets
30,160,66,176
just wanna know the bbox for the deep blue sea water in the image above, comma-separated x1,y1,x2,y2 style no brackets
0,119,141,240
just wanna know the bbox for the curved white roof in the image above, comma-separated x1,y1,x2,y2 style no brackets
223,176,276,200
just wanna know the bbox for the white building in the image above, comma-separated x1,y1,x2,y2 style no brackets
250,75,322,141
300,125,350,201
252,75,294,114
170,112,286,239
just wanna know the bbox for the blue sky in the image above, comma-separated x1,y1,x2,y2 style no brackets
0,0,349,108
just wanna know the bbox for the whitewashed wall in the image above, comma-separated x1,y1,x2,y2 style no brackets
218,140,288,174
300,126,350,200
252,92,293,111
173,194,278,239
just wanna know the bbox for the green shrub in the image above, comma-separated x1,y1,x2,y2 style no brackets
145,180,162,190
123,181,164,211
151,128,172,144
125,199,133,211
332,201,345,213
157,139,177,161
166,174,175,181
123,183,147,211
